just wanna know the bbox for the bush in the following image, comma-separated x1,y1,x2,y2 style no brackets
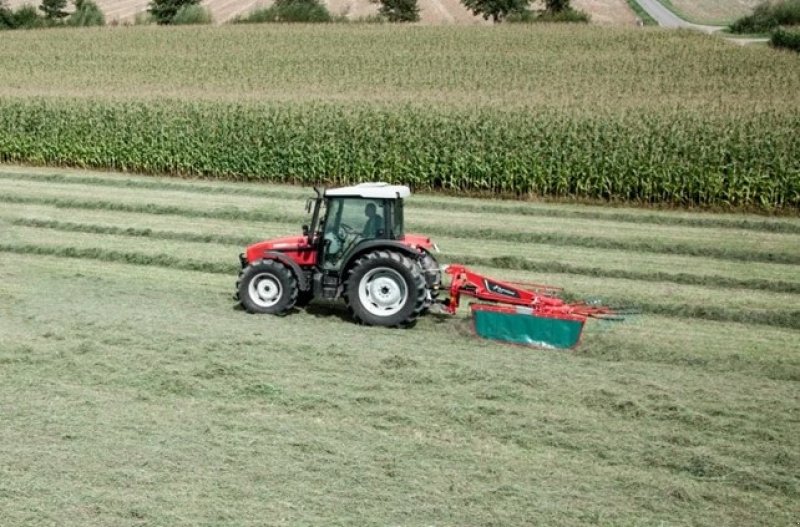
171,4,211,24
1,0,15,28
771,25,800,51
67,0,104,25
148,0,199,24
730,0,800,33
506,7,589,23
13,4,46,27
235,0,332,23
39,0,68,20
134,10,155,24
377,0,419,22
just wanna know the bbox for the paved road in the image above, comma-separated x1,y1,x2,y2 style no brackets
634,0,721,33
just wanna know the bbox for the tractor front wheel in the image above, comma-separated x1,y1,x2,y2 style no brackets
237,259,298,315
345,250,427,327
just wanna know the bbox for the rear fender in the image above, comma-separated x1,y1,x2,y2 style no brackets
340,240,421,279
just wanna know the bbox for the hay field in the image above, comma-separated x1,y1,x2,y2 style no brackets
1,165,798,524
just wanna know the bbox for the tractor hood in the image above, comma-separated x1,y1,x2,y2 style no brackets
245,235,313,263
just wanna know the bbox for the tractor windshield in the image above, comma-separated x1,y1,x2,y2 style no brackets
322,197,385,270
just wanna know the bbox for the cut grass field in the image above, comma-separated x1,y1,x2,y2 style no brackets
1,165,798,525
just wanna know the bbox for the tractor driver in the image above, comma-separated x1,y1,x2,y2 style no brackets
363,202,383,238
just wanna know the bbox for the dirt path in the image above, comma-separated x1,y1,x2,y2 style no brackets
634,0,721,32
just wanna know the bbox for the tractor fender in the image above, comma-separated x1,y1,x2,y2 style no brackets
339,240,421,279
259,251,311,291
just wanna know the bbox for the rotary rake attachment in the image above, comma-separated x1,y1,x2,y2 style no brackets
441,265,623,349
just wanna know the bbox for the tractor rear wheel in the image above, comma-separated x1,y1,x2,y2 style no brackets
237,259,298,315
345,250,427,327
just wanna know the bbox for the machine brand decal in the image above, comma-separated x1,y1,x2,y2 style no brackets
484,279,520,298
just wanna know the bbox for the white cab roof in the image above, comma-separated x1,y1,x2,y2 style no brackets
325,182,411,199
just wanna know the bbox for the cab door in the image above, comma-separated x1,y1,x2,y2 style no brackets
320,197,387,271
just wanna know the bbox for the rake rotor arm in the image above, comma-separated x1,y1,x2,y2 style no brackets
442,264,614,320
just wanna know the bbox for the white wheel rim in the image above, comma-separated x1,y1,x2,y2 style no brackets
248,273,282,308
359,267,408,317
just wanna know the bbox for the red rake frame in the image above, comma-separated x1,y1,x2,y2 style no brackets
442,264,616,349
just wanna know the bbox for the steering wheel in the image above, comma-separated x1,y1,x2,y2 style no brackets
338,223,356,238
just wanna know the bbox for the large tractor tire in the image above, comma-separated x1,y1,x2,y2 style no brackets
236,259,298,315
345,250,427,327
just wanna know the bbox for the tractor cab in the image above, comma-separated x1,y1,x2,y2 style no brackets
311,183,410,271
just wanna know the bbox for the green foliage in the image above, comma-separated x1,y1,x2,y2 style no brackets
133,10,155,24
730,0,800,33
39,0,68,19
0,99,797,210
235,0,332,23
770,25,800,50
376,0,419,22
147,0,199,24
0,0,15,28
544,0,569,11
171,3,211,24
538,7,588,21
460,0,529,22
66,0,104,26
12,4,45,27
0,26,798,210
507,6,589,22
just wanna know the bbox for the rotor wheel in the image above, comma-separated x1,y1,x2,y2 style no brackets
345,250,427,327
236,259,298,315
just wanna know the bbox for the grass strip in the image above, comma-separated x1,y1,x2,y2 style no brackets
1,242,798,330
3,172,799,234
0,242,235,275
430,226,800,266
10,218,800,295
450,253,800,295
0,193,305,224
3,194,799,266
625,0,658,25
10,218,255,247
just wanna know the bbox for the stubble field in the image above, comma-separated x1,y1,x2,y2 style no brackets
0,165,798,525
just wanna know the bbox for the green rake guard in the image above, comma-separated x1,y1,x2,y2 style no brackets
471,304,585,349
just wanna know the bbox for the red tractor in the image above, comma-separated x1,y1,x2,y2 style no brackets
236,183,619,348
236,183,441,327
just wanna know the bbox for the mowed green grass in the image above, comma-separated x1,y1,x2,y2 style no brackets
1,166,798,526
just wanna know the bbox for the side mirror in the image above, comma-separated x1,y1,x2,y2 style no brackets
305,198,313,213
302,224,309,237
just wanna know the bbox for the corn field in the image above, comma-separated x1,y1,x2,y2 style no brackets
0,25,798,209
